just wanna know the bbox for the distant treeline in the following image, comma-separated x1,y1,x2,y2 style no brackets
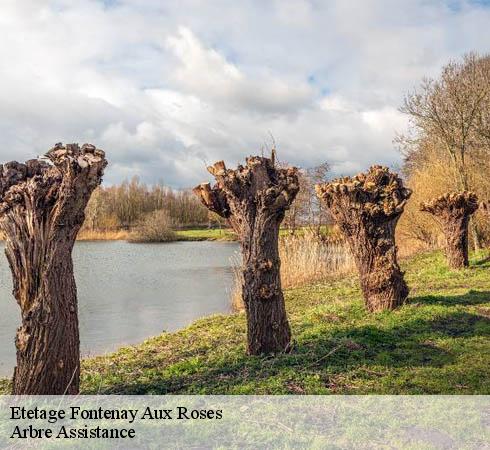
82,177,214,232
82,167,335,235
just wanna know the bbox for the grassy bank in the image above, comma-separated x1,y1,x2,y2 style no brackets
75,226,336,242
1,250,488,394
12,248,490,395
175,228,237,241
75,228,237,242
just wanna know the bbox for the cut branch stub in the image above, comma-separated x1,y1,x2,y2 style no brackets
420,191,478,269
0,143,107,394
194,156,299,355
316,165,412,312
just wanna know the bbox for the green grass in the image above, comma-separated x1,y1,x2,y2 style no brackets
1,250,489,394
175,224,333,241
279,225,333,237
175,228,237,241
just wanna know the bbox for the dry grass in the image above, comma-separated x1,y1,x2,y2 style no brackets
279,233,353,287
76,229,130,241
231,231,354,311
397,142,490,252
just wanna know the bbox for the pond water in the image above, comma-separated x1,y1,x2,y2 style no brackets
0,241,239,377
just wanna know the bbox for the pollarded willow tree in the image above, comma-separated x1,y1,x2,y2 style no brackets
193,156,299,355
0,143,107,394
316,166,412,312
420,192,479,269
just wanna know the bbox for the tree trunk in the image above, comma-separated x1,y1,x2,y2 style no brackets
194,156,299,355
316,165,411,312
0,143,107,394
10,248,80,394
470,218,482,251
346,221,409,312
421,192,478,269
241,205,291,354
443,214,470,268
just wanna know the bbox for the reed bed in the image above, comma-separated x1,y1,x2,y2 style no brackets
231,232,354,311
76,229,131,241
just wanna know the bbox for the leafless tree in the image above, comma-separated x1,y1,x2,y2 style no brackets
283,169,311,233
283,162,331,235
82,178,210,232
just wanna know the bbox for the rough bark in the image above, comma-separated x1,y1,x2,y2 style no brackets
193,157,299,355
481,201,490,220
316,165,412,312
420,192,478,269
0,143,107,394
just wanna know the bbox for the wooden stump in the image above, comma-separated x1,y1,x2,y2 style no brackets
0,143,107,394
193,156,299,355
421,192,478,269
316,165,411,312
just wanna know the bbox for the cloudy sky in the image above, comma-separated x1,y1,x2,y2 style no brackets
1,0,490,187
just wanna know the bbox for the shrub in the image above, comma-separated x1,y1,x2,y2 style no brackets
129,209,177,243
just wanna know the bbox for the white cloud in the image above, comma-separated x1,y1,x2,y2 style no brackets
361,107,407,134
0,0,489,187
319,95,358,113
273,0,314,27
165,27,313,114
